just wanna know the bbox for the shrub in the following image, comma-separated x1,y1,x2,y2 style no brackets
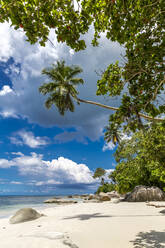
96,183,116,194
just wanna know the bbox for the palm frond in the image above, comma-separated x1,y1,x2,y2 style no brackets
42,67,64,83
45,96,54,109
70,78,84,85
39,83,59,95
67,66,83,80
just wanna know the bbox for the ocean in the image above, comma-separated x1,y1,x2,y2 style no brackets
0,195,57,219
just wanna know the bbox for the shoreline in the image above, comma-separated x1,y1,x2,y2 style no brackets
0,201,165,247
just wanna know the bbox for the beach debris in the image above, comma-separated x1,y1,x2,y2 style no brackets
9,208,44,224
124,186,165,202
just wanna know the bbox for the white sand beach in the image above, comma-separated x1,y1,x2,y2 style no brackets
0,201,165,248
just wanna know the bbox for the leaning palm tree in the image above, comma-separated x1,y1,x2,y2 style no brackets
39,60,163,121
93,167,106,185
39,60,119,115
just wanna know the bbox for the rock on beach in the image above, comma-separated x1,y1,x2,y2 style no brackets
9,208,43,224
98,192,111,201
124,185,165,202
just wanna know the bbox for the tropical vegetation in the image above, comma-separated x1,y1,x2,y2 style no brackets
96,183,116,194
93,167,106,185
0,0,164,138
95,123,165,194
110,123,165,193
1,0,165,191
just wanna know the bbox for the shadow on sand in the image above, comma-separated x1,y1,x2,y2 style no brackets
63,213,161,221
63,212,112,220
130,230,165,248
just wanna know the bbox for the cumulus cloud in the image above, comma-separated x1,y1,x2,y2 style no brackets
0,159,13,168
10,130,50,148
0,153,95,185
35,179,61,186
5,63,21,75
44,157,94,184
0,110,18,119
104,169,114,181
11,152,24,156
0,22,123,141
0,85,13,96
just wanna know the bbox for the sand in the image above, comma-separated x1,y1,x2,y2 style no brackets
0,201,165,248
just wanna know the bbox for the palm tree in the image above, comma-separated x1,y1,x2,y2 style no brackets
39,60,119,116
39,60,163,121
104,126,122,145
39,60,84,115
93,168,106,185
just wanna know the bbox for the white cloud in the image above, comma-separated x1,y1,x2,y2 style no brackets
104,169,114,181
0,22,123,141
102,141,116,151
10,136,23,146
10,181,23,185
0,153,95,185
0,159,13,168
35,179,61,186
0,110,18,119
11,152,24,156
44,157,94,184
0,22,14,62
10,130,50,148
0,85,13,96
5,63,21,75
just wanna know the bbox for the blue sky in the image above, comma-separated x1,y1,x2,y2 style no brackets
0,23,123,195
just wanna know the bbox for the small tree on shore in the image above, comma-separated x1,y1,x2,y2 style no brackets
93,168,106,185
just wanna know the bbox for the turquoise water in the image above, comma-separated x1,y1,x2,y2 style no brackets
0,195,57,219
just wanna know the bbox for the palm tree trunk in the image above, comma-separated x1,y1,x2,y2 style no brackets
77,98,119,111
77,97,163,122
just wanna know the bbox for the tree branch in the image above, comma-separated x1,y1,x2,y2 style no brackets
144,76,165,110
